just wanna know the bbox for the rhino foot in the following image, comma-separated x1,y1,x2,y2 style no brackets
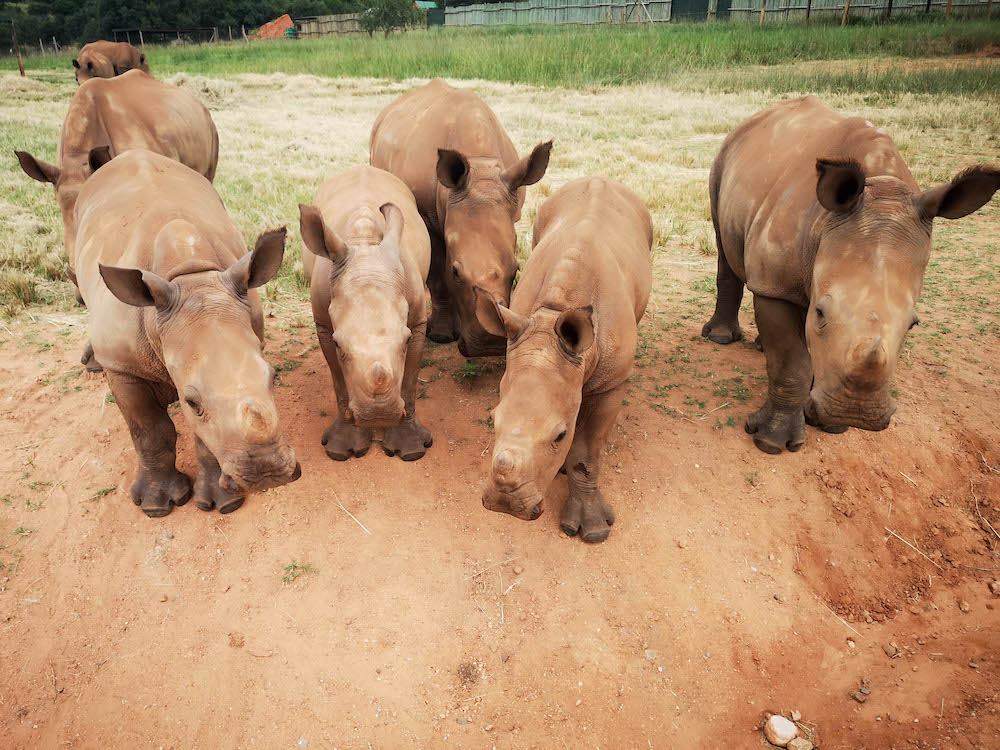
130,467,192,518
745,404,805,454
700,318,743,345
560,490,615,544
382,418,433,461
80,342,103,373
426,303,458,344
321,420,373,461
193,474,245,514
804,399,850,434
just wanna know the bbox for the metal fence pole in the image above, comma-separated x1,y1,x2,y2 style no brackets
806,0,812,22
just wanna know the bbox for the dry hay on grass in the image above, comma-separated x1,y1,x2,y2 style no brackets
165,72,237,108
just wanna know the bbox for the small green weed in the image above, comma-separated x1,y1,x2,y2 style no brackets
283,560,318,583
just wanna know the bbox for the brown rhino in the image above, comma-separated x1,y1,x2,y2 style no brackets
74,41,150,83
476,177,652,543
370,78,552,357
299,166,433,462
75,149,300,517
702,96,1000,454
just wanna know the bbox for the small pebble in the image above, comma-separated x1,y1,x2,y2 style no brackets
788,739,813,750
159,594,168,603
909,605,920,615
882,643,898,658
297,738,308,748
852,692,868,704
860,687,871,695
847,640,856,649
764,715,797,746
645,649,657,661
513,565,524,576
575,699,582,706
484,724,494,732
676,538,687,549
457,717,469,725
989,580,1000,597
969,658,979,670
790,710,801,722
958,600,971,613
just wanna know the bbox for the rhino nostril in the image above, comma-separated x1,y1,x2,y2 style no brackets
291,463,302,481
529,504,542,520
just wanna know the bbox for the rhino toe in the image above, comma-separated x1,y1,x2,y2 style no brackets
701,319,743,345
131,468,192,518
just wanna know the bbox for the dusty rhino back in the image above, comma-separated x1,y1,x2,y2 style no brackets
370,79,520,227
714,96,915,302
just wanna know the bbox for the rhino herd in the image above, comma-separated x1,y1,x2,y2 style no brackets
14,44,1000,542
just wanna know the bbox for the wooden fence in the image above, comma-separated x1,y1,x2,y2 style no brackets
728,0,994,20
444,0,672,25
295,14,363,37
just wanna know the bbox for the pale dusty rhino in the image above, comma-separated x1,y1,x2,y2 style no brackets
74,41,151,83
476,177,653,543
370,78,552,357
702,96,1000,454
299,166,434,462
76,149,300,517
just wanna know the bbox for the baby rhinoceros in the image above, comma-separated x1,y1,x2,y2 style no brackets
476,177,652,543
299,166,433,462
77,149,301,517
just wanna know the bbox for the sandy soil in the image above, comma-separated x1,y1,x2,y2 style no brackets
2,72,1000,750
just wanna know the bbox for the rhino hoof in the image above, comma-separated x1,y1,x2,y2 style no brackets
382,421,433,461
321,421,373,461
131,469,192,518
560,491,615,543
700,320,743,345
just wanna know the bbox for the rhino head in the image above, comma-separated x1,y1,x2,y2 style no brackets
434,140,552,357
299,202,410,428
73,54,115,83
100,226,300,493
15,146,114,269
474,289,594,520
807,160,1000,430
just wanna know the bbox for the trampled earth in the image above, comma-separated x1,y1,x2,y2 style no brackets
1,69,999,749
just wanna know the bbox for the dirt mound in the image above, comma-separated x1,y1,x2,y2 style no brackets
256,13,294,39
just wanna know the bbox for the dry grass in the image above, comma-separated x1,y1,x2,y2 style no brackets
1,62,998,317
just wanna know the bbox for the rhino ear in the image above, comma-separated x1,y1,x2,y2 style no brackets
916,164,1000,221
379,202,404,251
227,227,287,292
474,286,527,342
73,58,81,69
88,146,112,173
15,151,60,184
555,307,594,358
502,140,552,191
100,264,177,309
437,149,470,192
139,54,146,65
299,203,348,266
816,158,865,213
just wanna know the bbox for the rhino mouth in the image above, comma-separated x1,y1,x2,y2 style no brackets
350,396,406,429
220,450,301,493
482,481,543,521
458,332,507,358
810,388,896,431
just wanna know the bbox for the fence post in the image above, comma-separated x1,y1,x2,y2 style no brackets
39,38,44,54
138,29,144,48
988,0,994,19
945,0,952,15
841,0,851,25
10,20,25,77
806,0,812,22
885,0,892,19
760,0,767,25
925,0,931,14
229,26,234,42
242,25,250,44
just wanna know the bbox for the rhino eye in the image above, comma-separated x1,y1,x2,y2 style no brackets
185,393,204,417
815,307,824,319
554,430,567,443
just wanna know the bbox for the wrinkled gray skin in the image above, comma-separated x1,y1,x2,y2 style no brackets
76,149,300,517
299,165,433,462
477,177,653,543
703,96,1000,454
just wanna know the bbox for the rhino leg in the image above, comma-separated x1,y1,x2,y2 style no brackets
426,233,459,344
80,341,103,373
106,370,191,517
383,323,433,461
316,323,374,460
701,228,744,345
560,385,623,544
193,436,246,514
745,295,810,454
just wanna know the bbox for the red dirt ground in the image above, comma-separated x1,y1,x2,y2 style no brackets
2,226,1000,748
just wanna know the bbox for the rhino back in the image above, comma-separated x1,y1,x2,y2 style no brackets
517,177,653,391
74,150,243,373
60,72,217,184
716,96,915,304
370,79,519,231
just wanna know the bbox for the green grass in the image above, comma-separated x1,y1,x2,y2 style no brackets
5,20,998,90
282,560,318,583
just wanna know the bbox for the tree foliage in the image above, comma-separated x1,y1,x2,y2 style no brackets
358,0,424,38
2,0,364,47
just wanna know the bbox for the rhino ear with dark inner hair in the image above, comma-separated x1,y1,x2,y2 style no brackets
15,150,60,184
473,286,527,341
815,158,866,213
555,307,594,357
436,149,470,191
916,164,1000,221
99,264,178,309
379,202,404,250
502,140,553,191
88,146,112,173
227,227,286,292
72,58,81,69
299,204,348,265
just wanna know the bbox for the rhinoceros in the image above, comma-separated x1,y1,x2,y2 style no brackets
299,166,433,462
476,177,652,543
76,149,300,517
703,96,1000,454
370,78,552,357
15,70,218,370
74,41,150,84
